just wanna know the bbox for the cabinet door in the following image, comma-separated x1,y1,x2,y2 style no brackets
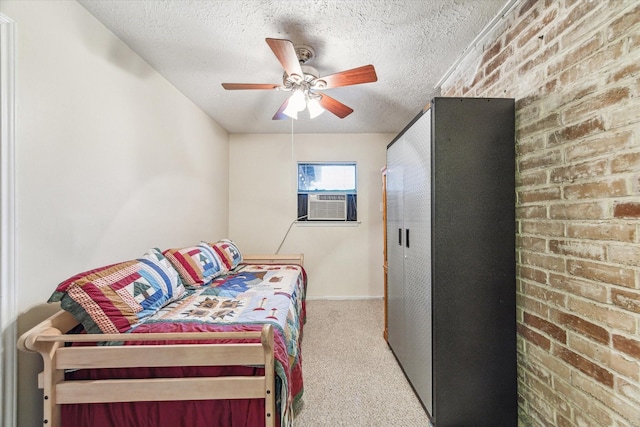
401,110,433,414
385,138,405,361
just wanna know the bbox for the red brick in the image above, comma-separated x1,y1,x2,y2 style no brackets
547,34,603,77
519,149,563,171
516,93,543,110
610,351,639,381
612,152,640,173
477,69,501,93
563,179,627,200
548,117,606,146
614,202,640,218
517,205,547,220
549,202,605,220
519,235,547,252
520,358,553,389
524,312,567,343
610,100,640,128
608,62,640,83
567,222,636,242
565,131,633,162
567,259,636,288
518,323,551,350
518,169,548,187
518,0,539,19
516,134,546,155
516,101,541,126
609,244,640,267
554,346,614,387
562,87,630,124
554,310,609,345
547,0,600,42
506,5,540,46
550,159,607,183
607,4,640,42
520,265,548,284
613,334,640,359
616,378,640,406
562,83,599,107
559,39,626,86
519,186,562,204
520,113,561,137
518,8,559,49
544,78,558,94
521,220,564,237
523,281,567,307
481,39,503,66
519,294,550,319
569,336,614,377
567,377,618,425
549,273,607,303
522,252,566,273
518,57,537,77
556,414,572,427
549,239,605,261
611,288,640,314
569,297,637,333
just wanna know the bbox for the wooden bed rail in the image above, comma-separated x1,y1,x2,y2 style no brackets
242,253,304,266
18,314,276,427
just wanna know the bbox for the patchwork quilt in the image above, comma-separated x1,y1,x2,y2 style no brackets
143,264,305,366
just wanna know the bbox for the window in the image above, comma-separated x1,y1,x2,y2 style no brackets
297,162,357,221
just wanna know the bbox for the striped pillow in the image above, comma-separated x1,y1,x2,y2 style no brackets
48,248,185,334
207,239,243,270
162,243,226,287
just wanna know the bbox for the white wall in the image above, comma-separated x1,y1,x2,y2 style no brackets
0,2,230,426
229,133,392,299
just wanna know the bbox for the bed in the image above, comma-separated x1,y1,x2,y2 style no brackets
18,240,306,427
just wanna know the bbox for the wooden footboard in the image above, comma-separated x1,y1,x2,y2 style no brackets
18,314,276,427
17,254,305,427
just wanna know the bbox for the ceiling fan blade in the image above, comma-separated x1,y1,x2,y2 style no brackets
272,98,290,120
319,65,378,89
266,38,303,79
222,83,280,90
318,93,354,119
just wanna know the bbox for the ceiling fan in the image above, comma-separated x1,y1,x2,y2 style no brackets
222,38,378,120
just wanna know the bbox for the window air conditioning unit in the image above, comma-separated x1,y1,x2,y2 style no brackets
307,194,347,220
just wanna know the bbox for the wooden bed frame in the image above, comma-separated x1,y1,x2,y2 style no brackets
18,254,304,427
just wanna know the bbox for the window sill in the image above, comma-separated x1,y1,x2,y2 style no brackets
295,221,361,227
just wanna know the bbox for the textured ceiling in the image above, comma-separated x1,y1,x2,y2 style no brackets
78,0,511,134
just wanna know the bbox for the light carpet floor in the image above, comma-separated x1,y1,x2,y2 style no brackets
293,299,431,426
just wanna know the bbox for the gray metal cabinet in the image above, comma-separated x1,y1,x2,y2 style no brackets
385,97,516,427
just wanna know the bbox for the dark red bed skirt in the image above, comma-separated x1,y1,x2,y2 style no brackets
61,397,275,427
62,365,283,427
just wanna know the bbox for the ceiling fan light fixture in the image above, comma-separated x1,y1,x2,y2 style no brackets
282,89,305,119
289,89,307,112
308,97,325,118
282,101,299,119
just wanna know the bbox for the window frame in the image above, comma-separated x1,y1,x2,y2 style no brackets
296,161,358,222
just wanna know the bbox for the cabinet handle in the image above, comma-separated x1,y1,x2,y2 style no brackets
398,228,402,246
406,229,410,248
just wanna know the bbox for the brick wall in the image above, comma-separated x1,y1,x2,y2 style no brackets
440,0,640,425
